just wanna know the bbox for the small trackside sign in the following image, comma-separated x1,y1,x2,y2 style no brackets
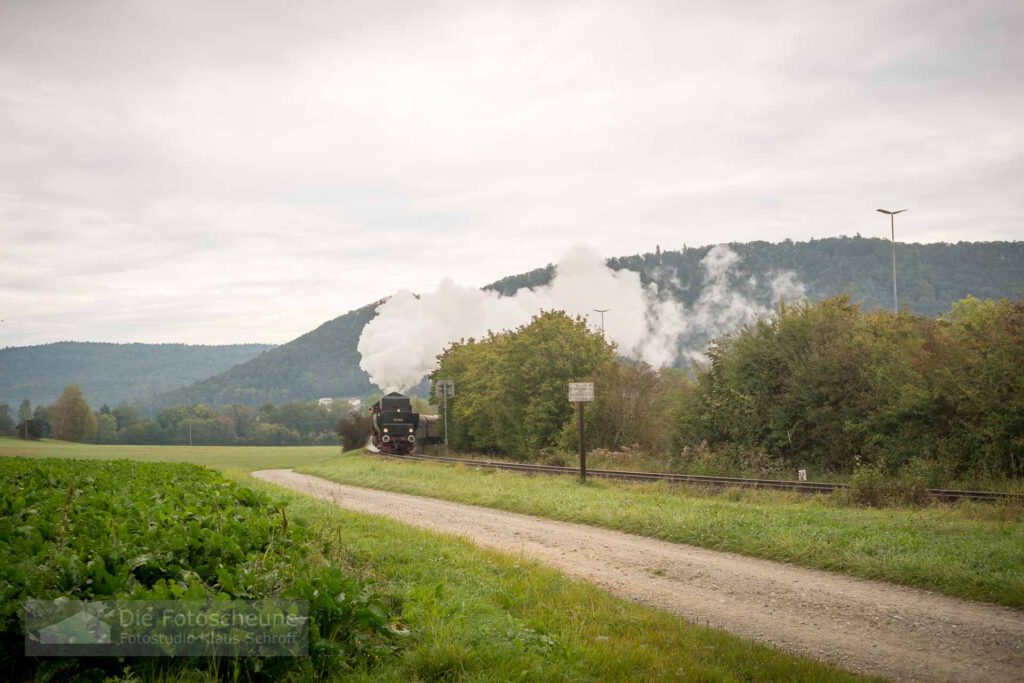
568,382,594,402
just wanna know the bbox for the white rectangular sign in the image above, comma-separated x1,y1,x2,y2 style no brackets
568,382,594,402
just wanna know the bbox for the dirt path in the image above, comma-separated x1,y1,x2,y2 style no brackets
253,469,1024,682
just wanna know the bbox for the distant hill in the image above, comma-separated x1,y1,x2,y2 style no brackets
151,237,1024,409
0,342,274,409
147,303,379,410
490,237,1024,317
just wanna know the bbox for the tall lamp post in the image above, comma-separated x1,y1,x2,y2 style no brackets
593,308,609,337
876,209,907,314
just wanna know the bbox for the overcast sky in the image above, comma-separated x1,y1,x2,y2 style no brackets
2,0,1022,347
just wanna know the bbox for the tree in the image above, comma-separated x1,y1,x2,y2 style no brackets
95,413,117,444
29,405,49,439
112,404,139,431
432,311,615,458
0,404,14,436
18,400,31,439
48,385,97,442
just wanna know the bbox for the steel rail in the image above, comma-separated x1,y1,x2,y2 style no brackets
368,451,1024,503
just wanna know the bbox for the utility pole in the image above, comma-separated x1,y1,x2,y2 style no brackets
877,209,907,314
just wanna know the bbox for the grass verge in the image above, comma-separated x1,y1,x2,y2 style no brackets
252,477,873,682
299,453,1024,609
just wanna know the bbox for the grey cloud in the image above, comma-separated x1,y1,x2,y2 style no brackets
1,0,1021,347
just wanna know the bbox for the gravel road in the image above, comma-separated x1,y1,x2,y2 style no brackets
253,469,1024,682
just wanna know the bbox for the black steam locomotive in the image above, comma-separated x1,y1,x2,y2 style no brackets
369,392,421,455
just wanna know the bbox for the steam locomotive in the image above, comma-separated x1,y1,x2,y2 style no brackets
369,392,421,455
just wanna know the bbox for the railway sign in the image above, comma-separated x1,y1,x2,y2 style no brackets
568,382,595,483
568,382,594,402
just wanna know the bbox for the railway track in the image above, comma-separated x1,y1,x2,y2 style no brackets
370,451,1024,503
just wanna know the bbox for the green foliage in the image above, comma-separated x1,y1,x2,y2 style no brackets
432,311,614,458
95,399,349,446
335,411,372,451
572,362,688,455
674,296,1024,479
48,385,97,442
0,458,401,680
0,403,13,436
95,412,117,443
0,342,273,408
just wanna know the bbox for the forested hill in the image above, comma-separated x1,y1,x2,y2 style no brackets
0,342,274,409
150,237,1023,409
488,237,1024,317
147,302,379,410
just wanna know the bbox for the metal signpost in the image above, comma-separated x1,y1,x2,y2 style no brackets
436,380,455,455
568,382,595,482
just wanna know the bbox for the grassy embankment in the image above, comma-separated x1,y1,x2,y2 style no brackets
297,453,1024,609
0,442,870,681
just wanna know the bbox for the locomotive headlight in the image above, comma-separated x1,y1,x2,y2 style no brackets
383,427,389,433
408,427,414,433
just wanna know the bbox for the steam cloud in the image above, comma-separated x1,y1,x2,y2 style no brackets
357,245,805,391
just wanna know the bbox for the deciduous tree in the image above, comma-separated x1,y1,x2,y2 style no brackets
48,385,97,442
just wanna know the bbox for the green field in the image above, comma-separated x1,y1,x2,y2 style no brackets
0,441,873,681
0,436,338,471
298,453,1024,609
1,456,400,681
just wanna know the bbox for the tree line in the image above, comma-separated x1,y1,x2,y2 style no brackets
675,295,1024,480
432,298,1023,481
0,392,366,447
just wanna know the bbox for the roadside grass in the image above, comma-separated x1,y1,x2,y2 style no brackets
299,453,1024,609
0,436,338,472
251,478,874,682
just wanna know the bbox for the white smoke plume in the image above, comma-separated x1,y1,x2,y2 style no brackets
676,245,807,362
357,244,804,391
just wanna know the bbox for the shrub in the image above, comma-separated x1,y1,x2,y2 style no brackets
335,411,372,450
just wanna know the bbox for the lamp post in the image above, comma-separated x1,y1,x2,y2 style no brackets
876,209,907,314
593,308,609,337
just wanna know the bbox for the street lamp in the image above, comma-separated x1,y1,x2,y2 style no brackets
877,209,907,314
593,309,609,337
